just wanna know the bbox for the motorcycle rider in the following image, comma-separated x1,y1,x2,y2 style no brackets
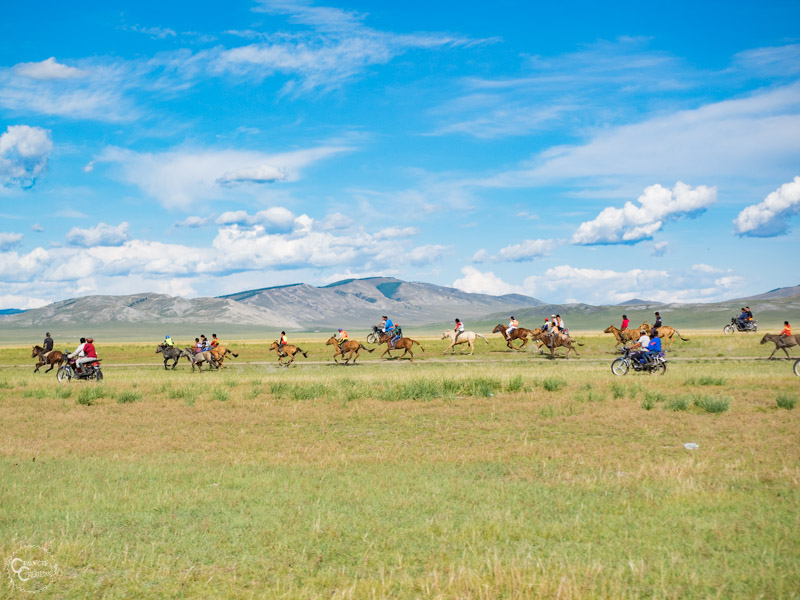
68,337,86,371
78,337,98,373
629,329,651,364
736,308,748,329
645,329,662,363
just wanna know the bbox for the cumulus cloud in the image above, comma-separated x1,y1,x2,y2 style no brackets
452,266,520,296
650,241,669,257
66,222,130,247
0,232,24,250
571,182,716,245
13,57,86,80
0,125,53,189
176,215,212,228
319,212,353,231
374,226,418,240
733,176,800,237
99,144,350,209
214,207,296,232
0,294,48,310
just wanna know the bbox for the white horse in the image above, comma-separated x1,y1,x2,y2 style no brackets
441,329,489,356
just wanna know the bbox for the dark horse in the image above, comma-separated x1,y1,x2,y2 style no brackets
760,333,800,360
378,332,425,362
156,343,193,370
32,345,64,373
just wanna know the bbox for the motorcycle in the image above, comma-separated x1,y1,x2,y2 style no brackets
723,317,757,334
57,351,103,382
611,346,666,376
367,325,384,344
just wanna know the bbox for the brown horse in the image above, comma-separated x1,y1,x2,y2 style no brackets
378,332,424,362
209,345,239,369
760,333,800,359
534,330,583,359
603,325,639,349
638,321,689,347
32,345,64,373
182,348,218,372
325,337,374,364
269,341,308,367
492,323,536,350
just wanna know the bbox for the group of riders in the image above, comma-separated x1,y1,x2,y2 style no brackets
162,333,222,354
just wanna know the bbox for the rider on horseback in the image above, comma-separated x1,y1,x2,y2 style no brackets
454,318,464,343
164,334,174,348
337,328,348,350
505,316,518,340
42,332,54,360
278,331,288,357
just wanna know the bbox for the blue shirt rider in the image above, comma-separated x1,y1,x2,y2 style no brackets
646,331,662,362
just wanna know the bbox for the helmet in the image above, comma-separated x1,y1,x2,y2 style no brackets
86,338,94,343
166,335,171,338
45,332,50,336
338,328,343,332
510,316,515,319
551,314,556,318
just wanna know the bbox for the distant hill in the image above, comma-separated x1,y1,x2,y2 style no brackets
731,285,800,302
0,308,25,316
616,298,663,306
221,277,544,328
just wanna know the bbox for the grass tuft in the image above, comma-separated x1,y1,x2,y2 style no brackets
541,377,566,392
694,395,730,413
212,388,229,402
76,386,105,406
665,396,689,411
776,394,796,410
686,376,726,386
117,391,142,404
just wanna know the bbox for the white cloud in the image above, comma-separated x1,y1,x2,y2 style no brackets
571,182,716,245
650,241,669,257
374,226,418,240
733,176,800,237
452,266,520,296
0,294,48,310
319,212,353,231
66,222,130,247
495,238,556,262
0,125,52,189
0,232,24,250
99,144,350,209
13,57,86,80
692,263,722,273
128,25,177,39
216,164,287,185
176,216,212,228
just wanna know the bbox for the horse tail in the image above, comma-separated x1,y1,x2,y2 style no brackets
476,334,489,344
675,330,689,341
300,348,308,358
361,343,374,353
414,340,425,352
229,350,239,357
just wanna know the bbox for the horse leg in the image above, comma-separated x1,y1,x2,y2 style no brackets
44,361,55,373
468,340,474,355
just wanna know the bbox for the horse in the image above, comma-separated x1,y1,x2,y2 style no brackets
760,333,800,360
441,329,489,356
31,345,64,373
156,343,189,370
603,325,639,350
325,337,373,364
534,330,583,359
182,348,218,372
492,324,537,350
378,332,424,362
269,341,308,367
209,345,239,369
637,321,689,347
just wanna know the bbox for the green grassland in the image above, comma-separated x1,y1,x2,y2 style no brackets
1,333,798,598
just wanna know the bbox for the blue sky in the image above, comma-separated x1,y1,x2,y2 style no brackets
1,0,799,310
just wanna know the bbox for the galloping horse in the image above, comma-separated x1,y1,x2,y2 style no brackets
441,329,488,355
492,323,536,350
31,345,64,373
209,345,239,369
156,343,190,370
760,333,800,359
637,321,689,347
269,341,308,367
325,336,373,364
603,325,639,350
534,330,583,359
182,348,218,372
378,332,424,362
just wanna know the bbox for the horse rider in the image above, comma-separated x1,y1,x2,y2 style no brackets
194,338,203,354
210,334,220,349
781,321,792,338
620,315,629,332
79,337,98,372
454,318,464,343
505,316,518,340
200,335,210,351
653,311,663,329
337,328,348,350
542,317,551,332
42,332,54,360
278,331,288,357
630,329,651,364
381,315,395,334
389,324,402,350
164,334,175,348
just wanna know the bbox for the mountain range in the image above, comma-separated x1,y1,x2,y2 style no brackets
0,278,798,338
